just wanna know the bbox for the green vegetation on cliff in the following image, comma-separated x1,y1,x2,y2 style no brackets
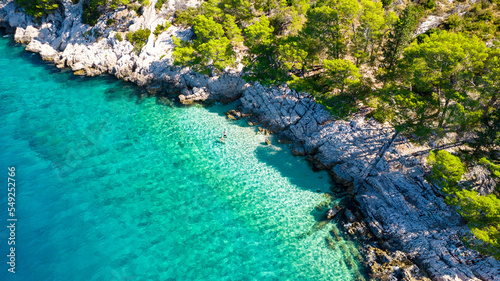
170,0,499,259
427,150,466,193
14,0,500,260
452,190,500,259
126,28,150,54
173,10,241,73
14,0,59,18
428,150,500,259
82,0,106,26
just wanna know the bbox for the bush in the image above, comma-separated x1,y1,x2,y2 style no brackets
154,22,171,37
427,150,466,193
174,7,199,26
115,32,123,41
106,18,115,26
82,0,106,26
422,0,436,10
381,0,393,7
477,9,493,22
450,190,500,259
427,152,499,258
479,158,500,179
14,0,59,18
128,3,142,15
370,107,395,124
110,0,129,9
155,0,167,10
126,29,151,54
445,14,462,30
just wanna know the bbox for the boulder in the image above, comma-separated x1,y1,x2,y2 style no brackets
326,205,342,219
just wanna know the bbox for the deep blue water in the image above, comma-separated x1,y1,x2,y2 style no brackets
0,34,363,280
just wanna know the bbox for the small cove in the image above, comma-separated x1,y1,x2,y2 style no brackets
0,34,364,281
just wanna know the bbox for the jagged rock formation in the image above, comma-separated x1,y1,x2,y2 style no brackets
240,83,500,281
1,1,499,280
1,0,247,99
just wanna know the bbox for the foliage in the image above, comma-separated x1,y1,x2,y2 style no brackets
479,158,500,179
427,151,500,258
449,190,500,259
219,0,253,23
175,0,223,26
469,48,500,155
115,32,123,42
381,0,393,7
243,16,285,82
14,0,59,18
287,74,328,95
154,22,171,37
323,59,360,94
126,29,151,54
155,0,167,10
443,1,500,41
223,15,243,45
173,14,237,73
82,0,106,26
381,4,421,73
421,0,435,10
427,150,466,192
377,31,490,138
276,37,307,72
110,0,129,9
174,8,199,26
172,37,197,65
128,3,142,15
301,0,359,61
351,0,394,65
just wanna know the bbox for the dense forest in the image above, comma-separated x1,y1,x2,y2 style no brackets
14,0,500,258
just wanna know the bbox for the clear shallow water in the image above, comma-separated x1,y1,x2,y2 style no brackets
0,34,363,280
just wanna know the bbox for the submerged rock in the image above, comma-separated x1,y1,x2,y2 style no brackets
326,205,342,220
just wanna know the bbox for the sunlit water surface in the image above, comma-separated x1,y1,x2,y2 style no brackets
0,34,363,280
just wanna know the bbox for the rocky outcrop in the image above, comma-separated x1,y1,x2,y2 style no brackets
1,1,499,280
240,83,500,281
1,0,246,100
462,165,499,196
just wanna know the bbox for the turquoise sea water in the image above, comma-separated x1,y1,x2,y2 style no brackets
0,34,363,280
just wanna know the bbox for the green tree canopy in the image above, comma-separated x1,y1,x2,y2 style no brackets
323,59,360,94
351,0,395,65
15,0,59,18
301,0,359,61
173,14,237,73
381,4,420,72
401,31,488,131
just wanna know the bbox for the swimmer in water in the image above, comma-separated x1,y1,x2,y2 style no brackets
223,130,227,138
220,136,225,143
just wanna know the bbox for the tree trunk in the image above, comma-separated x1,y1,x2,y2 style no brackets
483,94,497,119
438,97,450,128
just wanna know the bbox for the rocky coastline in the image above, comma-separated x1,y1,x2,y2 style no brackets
1,0,499,280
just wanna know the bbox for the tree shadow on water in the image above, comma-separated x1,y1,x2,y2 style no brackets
253,145,333,193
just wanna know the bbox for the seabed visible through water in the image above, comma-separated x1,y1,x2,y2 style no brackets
0,32,365,281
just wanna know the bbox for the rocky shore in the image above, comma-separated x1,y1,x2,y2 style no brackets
1,0,499,280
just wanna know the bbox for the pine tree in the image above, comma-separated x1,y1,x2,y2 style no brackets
381,5,420,72
301,0,359,61
323,59,360,94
